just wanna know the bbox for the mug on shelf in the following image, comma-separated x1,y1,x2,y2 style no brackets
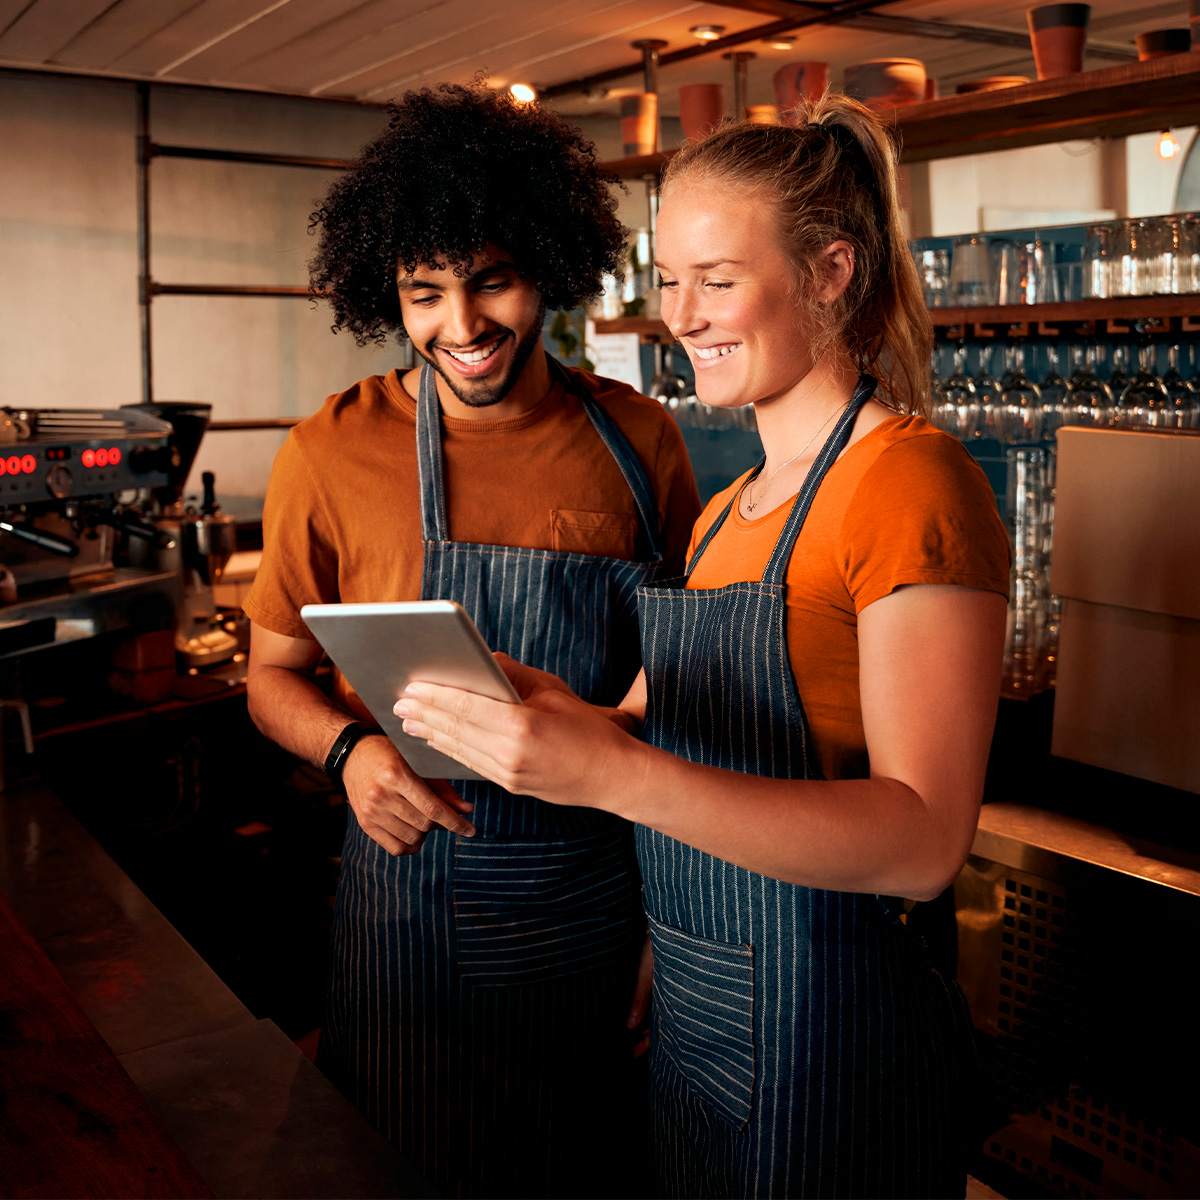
950,235,994,306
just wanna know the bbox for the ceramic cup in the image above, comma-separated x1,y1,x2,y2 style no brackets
1027,4,1090,80
746,104,779,124
1136,28,1191,60
772,61,830,122
620,93,658,156
843,58,927,110
678,83,726,142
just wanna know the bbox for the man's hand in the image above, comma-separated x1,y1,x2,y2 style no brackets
626,934,653,1058
341,734,476,856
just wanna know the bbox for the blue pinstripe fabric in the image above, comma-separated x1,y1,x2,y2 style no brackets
635,378,973,1198
321,363,661,1197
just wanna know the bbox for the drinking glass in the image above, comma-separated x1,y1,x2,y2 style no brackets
913,247,951,308
1116,343,1170,426
1082,221,1117,299
995,343,1043,443
950,235,994,306
1162,343,1200,428
973,344,1004,436
1104,342,1131,396
932,343,982,439
1039,344,1068,439
1179,215,1200,294
648,340,688,408
1006,445,1047,580
1063,343,1113,426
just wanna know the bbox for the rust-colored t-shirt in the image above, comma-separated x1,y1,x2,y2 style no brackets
244,365,701,714
685,415,1011,782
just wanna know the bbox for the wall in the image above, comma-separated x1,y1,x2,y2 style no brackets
907,127,1197,238
1,71,395,513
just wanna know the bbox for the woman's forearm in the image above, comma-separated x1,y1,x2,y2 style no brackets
607,740,975,901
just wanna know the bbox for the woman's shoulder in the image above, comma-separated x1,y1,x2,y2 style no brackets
847,413,995,499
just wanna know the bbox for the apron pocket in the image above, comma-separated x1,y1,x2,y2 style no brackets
454,832,637,986
648,913,755,1129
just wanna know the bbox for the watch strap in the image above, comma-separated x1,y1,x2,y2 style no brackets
323,721,378,783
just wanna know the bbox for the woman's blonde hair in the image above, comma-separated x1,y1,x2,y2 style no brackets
661,94,932,414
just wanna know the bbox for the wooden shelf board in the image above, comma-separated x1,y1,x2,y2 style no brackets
592,316,671,337
896,53,1200,162
930,296,1200,326
600,57,1200,174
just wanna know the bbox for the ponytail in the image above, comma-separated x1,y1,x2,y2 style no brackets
661,95,932,414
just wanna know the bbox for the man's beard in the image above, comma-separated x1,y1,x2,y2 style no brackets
419,303,547,409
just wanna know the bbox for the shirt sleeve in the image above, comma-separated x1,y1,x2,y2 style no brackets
242,430,339,639
841,431,1012,612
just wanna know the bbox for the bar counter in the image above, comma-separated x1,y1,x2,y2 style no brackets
0,768,435,1200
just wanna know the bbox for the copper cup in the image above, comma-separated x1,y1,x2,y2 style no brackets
620,93,659,156
1027,4,1090,80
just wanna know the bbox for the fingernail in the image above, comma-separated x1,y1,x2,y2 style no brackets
393,702,409,717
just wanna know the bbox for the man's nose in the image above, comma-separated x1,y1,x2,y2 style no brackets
442,294,489,347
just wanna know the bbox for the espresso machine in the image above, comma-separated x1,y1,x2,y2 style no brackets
0,406,175,603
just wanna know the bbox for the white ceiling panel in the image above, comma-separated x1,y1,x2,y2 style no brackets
0,0,118,61
0,0,1159,113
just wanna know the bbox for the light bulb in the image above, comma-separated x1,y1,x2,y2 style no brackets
689,25,725,40
1158,129,1180,160
509,83,537,103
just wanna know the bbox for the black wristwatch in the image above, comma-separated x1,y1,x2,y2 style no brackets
323,721,379,784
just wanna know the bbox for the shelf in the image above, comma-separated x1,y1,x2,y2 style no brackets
895,53,1200,163
599,55,1200,175
592,295,1200,344
592,316,670,337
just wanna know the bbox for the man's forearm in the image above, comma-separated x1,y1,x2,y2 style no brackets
246,663,358,770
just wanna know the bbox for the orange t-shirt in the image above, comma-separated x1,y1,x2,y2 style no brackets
244,365,701,715
685,415,1011,782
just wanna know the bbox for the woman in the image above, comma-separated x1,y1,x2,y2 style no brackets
396,95,1011,1198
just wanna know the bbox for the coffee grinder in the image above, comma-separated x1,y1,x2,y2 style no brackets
123,402,239,668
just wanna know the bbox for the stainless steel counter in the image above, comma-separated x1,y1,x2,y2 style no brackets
974,800,1200,898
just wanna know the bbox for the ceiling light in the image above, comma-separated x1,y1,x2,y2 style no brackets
1158,129,1180,160
690,24,725,41
509,83,537,103
765,35,796,50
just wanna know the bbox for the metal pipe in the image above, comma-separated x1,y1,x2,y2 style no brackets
150,143,355,171
149,284,324,298
724,51,756,120
631,38,668,96
136,83,152,406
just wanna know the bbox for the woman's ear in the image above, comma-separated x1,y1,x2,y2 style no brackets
817,240,855,304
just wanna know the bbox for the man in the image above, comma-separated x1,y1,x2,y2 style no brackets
243,84,699,1197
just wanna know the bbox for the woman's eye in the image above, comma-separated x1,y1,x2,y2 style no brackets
658,277,677,290
706,281,733,291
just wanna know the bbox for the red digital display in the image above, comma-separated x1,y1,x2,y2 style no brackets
5,456,21,476
82,449,96,468
21,455,35,474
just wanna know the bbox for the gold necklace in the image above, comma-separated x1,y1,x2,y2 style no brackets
745,399,850,514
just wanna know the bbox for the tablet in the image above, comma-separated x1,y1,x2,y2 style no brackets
301,600,520,781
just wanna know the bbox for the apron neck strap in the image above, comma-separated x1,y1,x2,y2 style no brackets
683,374,877,582
761,374,876,585
416,363,449,543
416,358,664,561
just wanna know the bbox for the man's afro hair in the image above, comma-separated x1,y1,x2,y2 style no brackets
309,83,628,345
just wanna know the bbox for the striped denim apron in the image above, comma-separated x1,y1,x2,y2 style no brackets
636,377,973,1198
322,362,662,1197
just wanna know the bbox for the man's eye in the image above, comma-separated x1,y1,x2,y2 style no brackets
658,277,677,289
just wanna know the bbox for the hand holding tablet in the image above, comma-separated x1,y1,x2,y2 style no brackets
301,600,519,781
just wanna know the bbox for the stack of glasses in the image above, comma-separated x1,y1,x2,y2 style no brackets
1003,446,1060,697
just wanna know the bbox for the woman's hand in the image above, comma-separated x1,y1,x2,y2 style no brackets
626,935,653,1058
394,656,646,810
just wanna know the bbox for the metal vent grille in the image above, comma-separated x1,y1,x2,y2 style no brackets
956,856,1198,1198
